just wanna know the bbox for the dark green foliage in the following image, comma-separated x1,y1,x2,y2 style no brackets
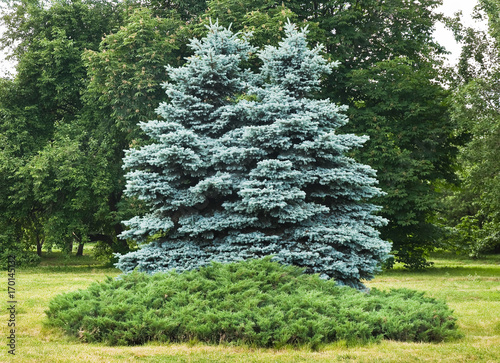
126,0,207,20
77,7,189,259
438,0,500,257
0,1,200,261
0,0,128,257
196,0,460,268
345,58,456,268
46,258,460,347
0,232,40,269
201,0,303,48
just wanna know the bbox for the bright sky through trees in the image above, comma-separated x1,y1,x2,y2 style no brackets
435,0,488,65
0,3,14,77
0,0,489,77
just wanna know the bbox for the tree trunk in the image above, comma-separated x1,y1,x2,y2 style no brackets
36,237,43,257
76,242,84,257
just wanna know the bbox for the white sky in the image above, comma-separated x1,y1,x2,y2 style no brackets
0,0,491,78
435,0,489,65
0,2,14,78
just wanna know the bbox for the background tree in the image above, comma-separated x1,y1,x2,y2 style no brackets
345,57,456,267
0,0,126,260
439,0,500,256
79,7,190,258
131,0,207,19
0,78,42,265
201,0,302,47
116,23,391,289
0,0,204,262
299,0,456,268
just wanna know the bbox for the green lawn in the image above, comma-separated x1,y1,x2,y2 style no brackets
1,251,499,362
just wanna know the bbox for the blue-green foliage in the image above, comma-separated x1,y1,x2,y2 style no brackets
116,21,391,289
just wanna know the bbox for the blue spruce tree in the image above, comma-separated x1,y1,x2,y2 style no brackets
116,21,391,289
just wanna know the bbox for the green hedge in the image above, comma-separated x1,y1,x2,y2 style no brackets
46,258,461,347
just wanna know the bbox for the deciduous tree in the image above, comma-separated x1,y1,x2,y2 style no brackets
440,0,500,256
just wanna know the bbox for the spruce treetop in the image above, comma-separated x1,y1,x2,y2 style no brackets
259,21,338,97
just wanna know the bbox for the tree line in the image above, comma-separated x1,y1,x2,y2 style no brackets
0,0,498,268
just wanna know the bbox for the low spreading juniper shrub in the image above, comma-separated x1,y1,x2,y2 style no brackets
46,257,461,347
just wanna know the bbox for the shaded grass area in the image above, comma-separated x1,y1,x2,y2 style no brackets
37,243,111,269
1,252,499,362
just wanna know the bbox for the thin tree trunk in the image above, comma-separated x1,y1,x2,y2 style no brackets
67,240,73,255
72,232,84,256
36,237,43,257
76,242,84,257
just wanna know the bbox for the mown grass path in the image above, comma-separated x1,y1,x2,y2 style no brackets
1,252,499,362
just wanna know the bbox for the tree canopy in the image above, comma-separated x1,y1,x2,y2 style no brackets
2,0,493,269
439,0,500,256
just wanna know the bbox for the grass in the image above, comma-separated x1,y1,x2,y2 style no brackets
1,250,499,362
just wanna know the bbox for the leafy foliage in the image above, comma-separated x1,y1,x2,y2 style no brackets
440,8,500,256
196,0,459,268
346,58,455,268
116,22,390,289
438,0,500,257
77,7,190,258
46,258,461,347
444,77,500,256
0,0,127,258
318,0,456,268
83,7,185,141
200,0,303,48
0,1,199,261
